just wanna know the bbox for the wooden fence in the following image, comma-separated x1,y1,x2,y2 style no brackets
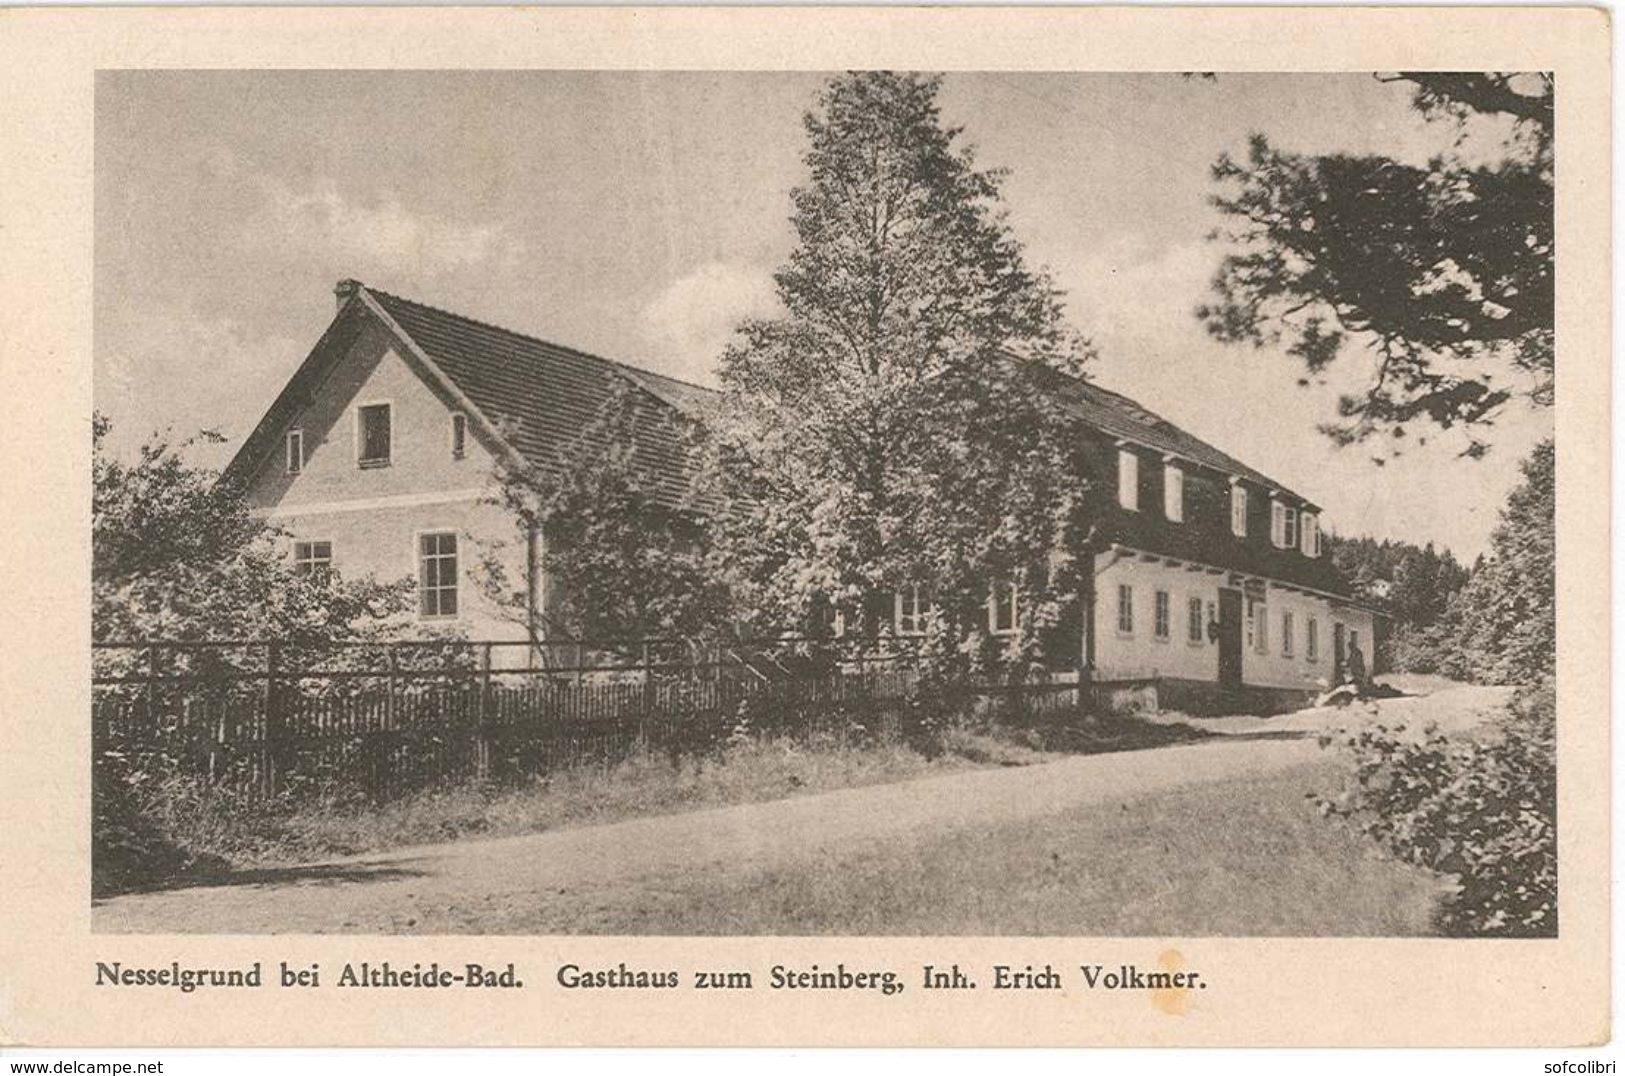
92,638,1088,801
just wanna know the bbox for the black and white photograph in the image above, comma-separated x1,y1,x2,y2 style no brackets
86,67,1561,940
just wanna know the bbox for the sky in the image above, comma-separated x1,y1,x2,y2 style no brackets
94,71,1552,560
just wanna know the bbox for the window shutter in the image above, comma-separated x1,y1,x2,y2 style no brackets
1117,449,1139,511
1271,500,1286,547
1230,483,1247,537
1300,513,1317,556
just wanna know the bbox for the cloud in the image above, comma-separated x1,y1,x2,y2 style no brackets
208,151,525,280
96,305,305,470
636,261,780,384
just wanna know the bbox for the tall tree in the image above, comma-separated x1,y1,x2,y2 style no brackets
1438,439,1555,683
478,377,729,643
1200,73,1553,457
713,71,1095,662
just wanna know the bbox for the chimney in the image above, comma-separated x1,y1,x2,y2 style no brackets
334,279,363,311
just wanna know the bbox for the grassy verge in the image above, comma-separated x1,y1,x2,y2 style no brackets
479,759,1448,936
105,711,1209,891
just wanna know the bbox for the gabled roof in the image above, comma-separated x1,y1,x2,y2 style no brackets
229,282,1330,564
364,287,715,507
224,282,715,510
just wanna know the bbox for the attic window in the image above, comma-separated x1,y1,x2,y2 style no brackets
451,413,467,459
357,403,392,467
285,429,303,475
1300,512,1320,557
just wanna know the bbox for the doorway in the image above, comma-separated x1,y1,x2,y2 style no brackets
1218,587,1243,690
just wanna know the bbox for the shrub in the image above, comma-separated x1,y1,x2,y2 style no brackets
1313,681,1555,936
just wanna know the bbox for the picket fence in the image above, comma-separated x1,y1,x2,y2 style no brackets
92,638,1090,801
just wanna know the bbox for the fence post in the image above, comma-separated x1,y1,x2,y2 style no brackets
476,642,492,781
263,642,282,796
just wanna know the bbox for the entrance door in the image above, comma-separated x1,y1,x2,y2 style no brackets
1217,588,1243,691
1333,622,1347,684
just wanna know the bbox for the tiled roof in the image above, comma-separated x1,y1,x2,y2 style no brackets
1043,371,1314,507
366,287,716,510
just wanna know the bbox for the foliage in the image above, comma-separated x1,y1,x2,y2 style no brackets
1325,532,1471,672
92,415,415,893
92,414,413,646
478,377,732,642
1433,439,1555,683
1201,73,1553,455
709,71,1096,670
1313,681,1556,937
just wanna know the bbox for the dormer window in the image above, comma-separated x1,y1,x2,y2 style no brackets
357,402,392,467
1117,448,1139,511
1270,498,1299,549
1163,461,1184,523
285,429,304,475
451,412,467,459
1230,482,1247,537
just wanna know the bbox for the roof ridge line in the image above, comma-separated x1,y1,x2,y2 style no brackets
363,283,718,396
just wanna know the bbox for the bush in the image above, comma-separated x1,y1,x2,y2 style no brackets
1313,681,1555,936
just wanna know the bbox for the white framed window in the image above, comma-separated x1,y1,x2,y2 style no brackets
1307,617,1319,661
1116,584,1134,635
1282,611,1295,657
1163,462,1184,522
418,531,459,618
1248,599,1268,654
894,585,927,636
1187,596,1204,644
1117,448,1139,511
285,429,304,474
292,540,331,578
1230,482,1248,537
1300,512,1320,557
988,581,1018,637
1283,506,1299,550
357,402,392,467
451,412,468,459
1153,590,1171,640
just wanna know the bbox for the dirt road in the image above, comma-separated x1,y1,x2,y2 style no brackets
92,684,1510,934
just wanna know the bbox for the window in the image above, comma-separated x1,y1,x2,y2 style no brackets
1163,463,1184,522
1187,596,1204,644
988,581,1018,636
1117,448,1139,511
1154,590,1171,640
357,403,392,466
1282,611,1295,657
895,585,926,636
418,532,458,618
1230,483,1248,537
1248,599,1268,654
1307,617,1319,661
451,412,467,459
285,429,304,475
1301,512,1320,557
293,540,331,578
1283,507,1298,550
1116,584,1134,635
